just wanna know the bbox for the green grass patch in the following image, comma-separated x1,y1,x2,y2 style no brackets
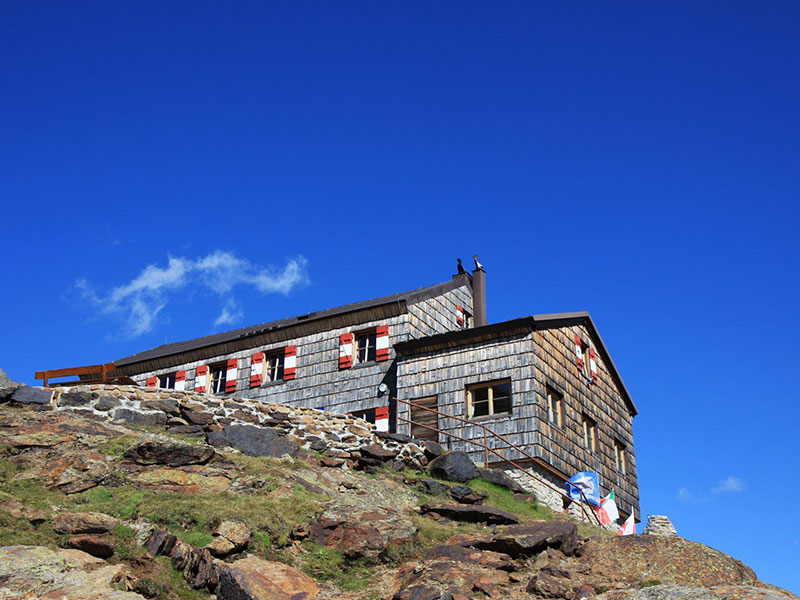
110,524,145,561
176,528,213,548
298,542,373,591
468,478,553,521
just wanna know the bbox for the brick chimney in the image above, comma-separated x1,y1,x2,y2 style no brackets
472,264,487,327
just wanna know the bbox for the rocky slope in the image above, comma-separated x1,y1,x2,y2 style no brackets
0,381,796,600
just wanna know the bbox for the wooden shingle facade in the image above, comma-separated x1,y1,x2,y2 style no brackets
114,266,639,520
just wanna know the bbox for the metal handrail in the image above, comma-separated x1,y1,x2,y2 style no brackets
395,397,602,526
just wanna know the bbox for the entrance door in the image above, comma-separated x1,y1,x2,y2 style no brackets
409,396,439,442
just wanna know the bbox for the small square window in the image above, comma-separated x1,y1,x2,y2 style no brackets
355,330,377,364
582,414,597,453
209,363,227,395
265,352,285,382
158,373,176,389
546,386,563,428
614,440,627,475
466,380,512,419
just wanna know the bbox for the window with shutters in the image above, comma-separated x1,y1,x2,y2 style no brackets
355,330,377,364
209,363,227,395
466,380,512,419
614,440,627,475
582,414,597,452
546,386,563,428
158,373,176,389
265,351,285,382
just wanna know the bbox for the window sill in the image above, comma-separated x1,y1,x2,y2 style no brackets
262,380,286,388
467,412,513,422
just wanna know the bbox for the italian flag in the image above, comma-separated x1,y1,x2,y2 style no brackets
596,490,620,526
619,513,636,536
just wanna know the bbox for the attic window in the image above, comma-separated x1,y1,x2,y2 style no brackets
466,380,512,419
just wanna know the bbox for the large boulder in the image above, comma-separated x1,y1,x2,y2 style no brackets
206,520,251,557
67,535,115,559
392,551,510,600
479,468,526,493
580,535,758,588
208,423,299,458
53,512,119,534
308,505,417,559
0,545,145,599
123,439,215,467
448,521,579,557
58,391,95,407
427,451,479,482
217,555,319,600
113,407,168,427
420,503,519,525
11,385,53,405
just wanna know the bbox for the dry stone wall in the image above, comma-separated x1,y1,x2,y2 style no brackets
42,384,426,467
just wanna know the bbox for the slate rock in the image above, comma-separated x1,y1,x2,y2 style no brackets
420,503,519,525
449,485,487,505
0,499,47,523
449,521,579,557
422,440,444,459
184,547,220,590
378,431,412,443
360,444,398,461
141,399,180,416
113,407,168,427
0,383,18,402
479,468,526,493
68,535,115,559
95,395,121,411
181,410,215,426
428,451,479,482
309,439,328,452
11,385,53,405
420,479,450,495
423,544,515,571
167,424,205,437
212,423,299,458
58,391,95,407
0,367,11,387
308,505,417,559
124,439,215,467
527,573,572,598
147,528,178,556
217,555,319,600
53,512,119,534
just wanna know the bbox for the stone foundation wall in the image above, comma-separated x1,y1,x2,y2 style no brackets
22,384,427,467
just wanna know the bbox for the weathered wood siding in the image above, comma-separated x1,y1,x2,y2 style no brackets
395,331,538,461
407,284,473,338
532,324,639,519
130,282,472,416
395,321,639,521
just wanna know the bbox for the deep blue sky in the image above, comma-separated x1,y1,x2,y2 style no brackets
2,2,799,593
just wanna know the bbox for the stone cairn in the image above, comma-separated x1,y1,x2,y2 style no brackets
643,515,677,536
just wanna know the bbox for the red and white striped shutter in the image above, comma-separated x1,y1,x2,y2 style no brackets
145,376,157,387
376,325,389,361
225,358,238,392
175,370,186,392
339,333,353,369
284,345,297,380
250,353,264,387
574,334,584,370
589,348,598,383
194,365,208,393
456,305,465,327
375,406,390,432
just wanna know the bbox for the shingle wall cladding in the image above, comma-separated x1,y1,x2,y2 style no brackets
131,314,408,416
532,324,639,520
407,284,473,339
129,282,472,417
395,332,539,460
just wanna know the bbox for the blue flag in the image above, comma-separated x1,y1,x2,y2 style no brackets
565,472,600,506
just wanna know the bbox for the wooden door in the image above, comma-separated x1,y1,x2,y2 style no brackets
410,396,439,442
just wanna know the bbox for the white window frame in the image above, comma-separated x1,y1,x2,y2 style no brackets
466,379,512,419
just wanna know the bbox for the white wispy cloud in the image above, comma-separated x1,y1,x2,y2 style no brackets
75,251,308,338
711,476,747,494
677,486,694,503
214,298,245,328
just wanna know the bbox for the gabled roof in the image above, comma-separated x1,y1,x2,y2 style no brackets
394,311,637,416
115,273,472,369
